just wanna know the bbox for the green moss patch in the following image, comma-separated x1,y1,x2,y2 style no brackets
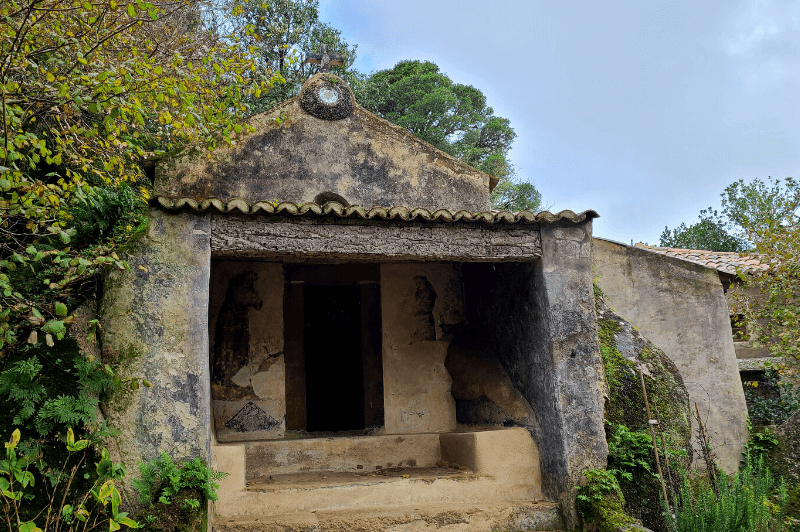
577,469,639,532
596,297,692,532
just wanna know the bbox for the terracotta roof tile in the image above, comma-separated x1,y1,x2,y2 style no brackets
633,243,767,275
151,197,600,226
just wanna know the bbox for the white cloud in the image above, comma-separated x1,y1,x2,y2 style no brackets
721,0,800,57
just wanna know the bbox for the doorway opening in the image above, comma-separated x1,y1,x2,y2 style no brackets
284,264,383,434
304,285,364,431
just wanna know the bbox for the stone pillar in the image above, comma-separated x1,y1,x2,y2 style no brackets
100,209,212,502
535,219,607,520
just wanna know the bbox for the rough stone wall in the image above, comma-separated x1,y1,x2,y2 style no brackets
462,219,607,528
211,216,542,263
593,237,748,473
99,209,211,503
155,99,492,212
209,261,285,442
380,263,465,434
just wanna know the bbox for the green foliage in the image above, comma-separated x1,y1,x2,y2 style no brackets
132,453,226,532
727,178,800,376
490,175,542,212
0,0,281,357
0,0,276,501
746,425,780,461
606,421,655,481
672,454,788,532
67,184,146,245
577,468,623,507
0,428,137,532
659,209,745,252
356,60,515,179
720,177,800,241
132,452,226,505
744,371,800,426
576,468,637,532
235,0,359,110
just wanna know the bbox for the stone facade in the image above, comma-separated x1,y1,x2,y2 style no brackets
102,72,608,529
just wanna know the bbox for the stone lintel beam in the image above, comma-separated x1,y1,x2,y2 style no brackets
211,215,542,262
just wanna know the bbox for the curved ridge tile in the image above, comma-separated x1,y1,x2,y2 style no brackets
150,196,599,225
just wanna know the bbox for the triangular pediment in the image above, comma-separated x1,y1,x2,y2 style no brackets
154,74,494,212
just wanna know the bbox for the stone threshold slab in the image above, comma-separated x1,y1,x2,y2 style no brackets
211,500,564,532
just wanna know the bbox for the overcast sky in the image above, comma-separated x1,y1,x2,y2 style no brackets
318,0,799,245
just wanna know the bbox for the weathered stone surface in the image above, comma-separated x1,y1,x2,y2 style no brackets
381,264,462,434
211,215,543,262
155,74,494,212
210,501,563,532
461,218,607,529
209,261,285,442
212,429,552,530
593,237,748,473
99,209,211,505
597,297,691,532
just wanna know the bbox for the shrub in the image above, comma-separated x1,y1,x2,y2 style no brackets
744,370,800,426
133,452,227,532
67,184,147,245
671,454,788,532
0,428,137,532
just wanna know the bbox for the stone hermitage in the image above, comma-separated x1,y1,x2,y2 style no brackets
101,72,608,531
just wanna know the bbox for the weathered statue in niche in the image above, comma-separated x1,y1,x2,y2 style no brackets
212,271,263,388
411,275,437,342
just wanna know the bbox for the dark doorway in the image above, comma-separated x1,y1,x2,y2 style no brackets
304,285,365,432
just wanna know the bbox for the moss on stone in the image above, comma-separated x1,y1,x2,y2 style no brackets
577,469,638,532
596,296,692,532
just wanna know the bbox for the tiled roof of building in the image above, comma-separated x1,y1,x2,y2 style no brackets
633,243,768,275
152,197,599,226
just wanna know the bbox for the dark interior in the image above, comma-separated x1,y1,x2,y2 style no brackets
284,264,384,433
304,285,364,431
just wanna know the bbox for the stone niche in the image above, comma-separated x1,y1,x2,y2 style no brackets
210,261,285,442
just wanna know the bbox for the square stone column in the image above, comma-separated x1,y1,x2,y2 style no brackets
100,209,212,502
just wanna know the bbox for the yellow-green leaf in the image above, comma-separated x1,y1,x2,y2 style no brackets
6,429,20,449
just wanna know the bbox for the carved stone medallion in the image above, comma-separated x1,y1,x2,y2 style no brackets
299,74,354,121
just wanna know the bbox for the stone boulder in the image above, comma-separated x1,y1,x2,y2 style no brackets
596,296,692,532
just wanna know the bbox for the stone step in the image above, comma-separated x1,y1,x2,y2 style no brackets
212,427,547,527
211,500,564,532
245,432,442,478
217,465,542,517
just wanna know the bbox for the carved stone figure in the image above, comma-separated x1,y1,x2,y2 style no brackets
411,275,437,342
212,271,263,387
